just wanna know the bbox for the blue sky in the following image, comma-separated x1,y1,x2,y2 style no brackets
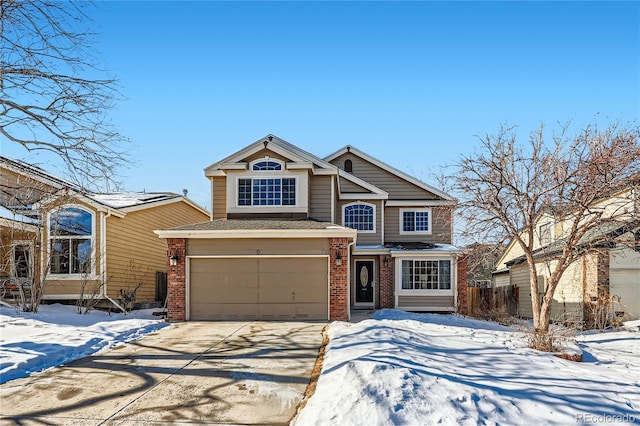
4,1,639,210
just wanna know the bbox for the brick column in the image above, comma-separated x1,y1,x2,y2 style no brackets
167,238,187,322
379,254,394,309
456,254,469,315
329,237,349,321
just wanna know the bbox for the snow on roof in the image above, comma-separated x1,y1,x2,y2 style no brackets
90,192,179,209
0,206,40,224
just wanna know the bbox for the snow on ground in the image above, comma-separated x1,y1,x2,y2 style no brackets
294,310,640,426
0,303,168,384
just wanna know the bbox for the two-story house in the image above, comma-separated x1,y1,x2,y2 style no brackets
493,183,640,323
156,135,462,322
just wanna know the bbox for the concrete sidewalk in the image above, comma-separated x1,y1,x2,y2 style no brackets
0,321,325,425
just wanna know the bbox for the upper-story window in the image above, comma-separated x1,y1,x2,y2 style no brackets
343,203,375,232
252,160,282,171
344,159,353,172
49,206,93,274
400,208,431,234
238,178,296,206
539,222,552,246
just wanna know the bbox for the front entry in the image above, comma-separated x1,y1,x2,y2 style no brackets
355,260,374,305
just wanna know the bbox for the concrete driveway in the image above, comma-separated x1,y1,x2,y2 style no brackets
0,321,326,425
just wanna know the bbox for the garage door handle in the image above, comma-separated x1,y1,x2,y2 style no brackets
292,291,295,301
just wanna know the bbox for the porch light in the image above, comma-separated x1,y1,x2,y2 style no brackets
383,256,390,268
169,249,182,266
335,250,343,266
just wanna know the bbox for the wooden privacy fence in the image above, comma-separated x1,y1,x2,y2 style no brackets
467,285,518,317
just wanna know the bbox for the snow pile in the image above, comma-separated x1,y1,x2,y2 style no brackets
0,304,168,384
294,310,639,426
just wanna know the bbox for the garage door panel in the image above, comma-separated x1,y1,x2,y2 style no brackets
189,257,328,320
610,270,640,320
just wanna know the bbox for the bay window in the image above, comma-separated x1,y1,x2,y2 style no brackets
401,259,451,290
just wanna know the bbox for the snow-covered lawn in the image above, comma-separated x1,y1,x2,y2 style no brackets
0,303,168,384
294,310,640,426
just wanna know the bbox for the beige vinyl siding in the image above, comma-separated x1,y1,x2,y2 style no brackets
610,248,640,320
397,295,454,309
339,176,372,193
511,261,584,322
384,206,452,244
309,175,332,222
188,238,330,256
106,201,209,302
494,273,510,287
336,199,382,246
330,153,440,200
211,176,226,220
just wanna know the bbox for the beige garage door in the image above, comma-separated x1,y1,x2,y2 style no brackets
610,270,640,320
189,257,328,320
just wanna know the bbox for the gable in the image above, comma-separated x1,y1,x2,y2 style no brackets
329,152,446,200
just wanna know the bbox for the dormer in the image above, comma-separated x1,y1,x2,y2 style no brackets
204,135,339,220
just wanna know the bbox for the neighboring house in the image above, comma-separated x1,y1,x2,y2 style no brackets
494,185,640,323
156,135,462,322
0,155,210,309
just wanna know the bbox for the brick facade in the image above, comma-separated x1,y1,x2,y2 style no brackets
167,238,187,322
329,237,350,321
379,255,394,308
456,254,469,315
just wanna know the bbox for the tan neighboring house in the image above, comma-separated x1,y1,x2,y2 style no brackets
494,185,640,323
156,135,463,322
0,155,210,309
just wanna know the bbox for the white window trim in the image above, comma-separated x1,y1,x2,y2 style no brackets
342,202,376,234
47,204,96,279
395,257,454,295
399,208,432,235
236,175,298,207
249,157,285,172
226,169,309,214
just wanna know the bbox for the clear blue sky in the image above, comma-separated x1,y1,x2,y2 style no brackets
4,1,639,210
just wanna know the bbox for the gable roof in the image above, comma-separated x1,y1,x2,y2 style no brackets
324,145,455,202
337,169,388,199
204,134,338,176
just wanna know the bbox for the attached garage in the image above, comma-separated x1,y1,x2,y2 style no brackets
156,219,357,322
189,256,328,320
610,248,640,320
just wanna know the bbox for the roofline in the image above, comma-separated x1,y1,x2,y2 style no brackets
324,146,455,201
117,195,210,216
154,228,358,240
0,217,40,232
338,169,388,198
0,155,86,193
204,134,338,175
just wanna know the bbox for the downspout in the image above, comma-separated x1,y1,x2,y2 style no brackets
453,252,458,313
100,209,127,314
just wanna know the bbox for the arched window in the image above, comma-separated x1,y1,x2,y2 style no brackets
49,207,93,274
344,159,353,173
252,160,282,171
343,203,375,232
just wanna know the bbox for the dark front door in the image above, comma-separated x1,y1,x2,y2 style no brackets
355,260,374,304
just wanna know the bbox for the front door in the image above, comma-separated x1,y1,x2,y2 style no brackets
355,260,374,305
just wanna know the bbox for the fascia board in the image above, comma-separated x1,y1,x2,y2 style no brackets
385,200,456,207
339,193,388,200
154,228,358,240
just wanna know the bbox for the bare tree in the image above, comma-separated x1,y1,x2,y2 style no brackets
0,0,128,189
450,122,639,333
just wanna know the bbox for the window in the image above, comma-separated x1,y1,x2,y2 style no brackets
49,207,93,274
12,242,33,278
400,209,431,234
252,160,282,171
539,222,552,245
344,159,353,172
344,203,375,232
401,260,451,290
237,178,296,206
